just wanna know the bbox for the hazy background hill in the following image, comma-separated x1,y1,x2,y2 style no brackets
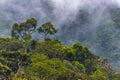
0,0,120,70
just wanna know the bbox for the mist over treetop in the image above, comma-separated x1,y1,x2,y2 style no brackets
1,0,120,71
0,0,120,26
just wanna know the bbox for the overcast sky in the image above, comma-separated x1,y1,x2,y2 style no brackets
0,0,120,36
0,0,120,25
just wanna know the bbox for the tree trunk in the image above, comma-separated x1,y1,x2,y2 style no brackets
15,65,23,77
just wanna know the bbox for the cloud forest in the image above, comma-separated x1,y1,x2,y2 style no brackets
1,0,120,80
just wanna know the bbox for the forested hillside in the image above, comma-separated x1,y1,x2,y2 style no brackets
0,18,120,80
1,0,120,71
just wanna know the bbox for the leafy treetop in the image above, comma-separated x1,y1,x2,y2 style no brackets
37,22,58,39
11,18,37,40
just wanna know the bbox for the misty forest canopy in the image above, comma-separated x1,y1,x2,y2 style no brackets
1,0,120,73
0,18,120,80
11,18,58,40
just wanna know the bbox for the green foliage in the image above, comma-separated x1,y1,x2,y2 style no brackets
90,69,108,80
0,50,30,79
27,54,88,80
0,18,119,80
27,54,62,79
71,42,99,74
72,42,98,62
0,38,23,51
0,62,11,79
35,40,66,59
65,48,76,61
37,22,58,39
73,61,86,73
11,18,37,40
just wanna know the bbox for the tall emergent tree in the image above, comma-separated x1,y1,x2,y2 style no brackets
11,18,37,40
37,22,58,39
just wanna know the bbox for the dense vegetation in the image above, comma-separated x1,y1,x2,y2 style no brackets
59,8,120,71
0,18,120,80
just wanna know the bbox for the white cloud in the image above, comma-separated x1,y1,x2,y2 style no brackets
116,0,120,6
0,0,6,5
0,0,120,25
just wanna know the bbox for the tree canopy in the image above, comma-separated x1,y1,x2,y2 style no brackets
11,18,37,40
37,22,58,39
0,18,119,80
